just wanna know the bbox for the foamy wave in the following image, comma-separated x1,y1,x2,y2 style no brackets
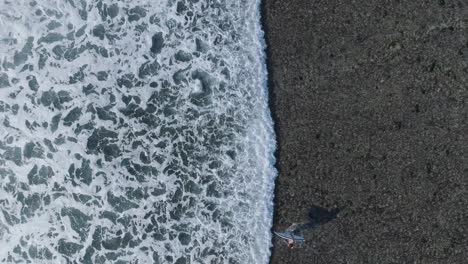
0,0,276,263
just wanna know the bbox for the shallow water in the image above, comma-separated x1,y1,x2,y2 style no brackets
0,0,275,263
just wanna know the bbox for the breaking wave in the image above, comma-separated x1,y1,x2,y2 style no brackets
0,0,275,263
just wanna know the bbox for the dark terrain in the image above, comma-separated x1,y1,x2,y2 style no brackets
264,1,468,263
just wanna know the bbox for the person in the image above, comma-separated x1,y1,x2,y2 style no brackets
287,238,294,249
274,229,304,249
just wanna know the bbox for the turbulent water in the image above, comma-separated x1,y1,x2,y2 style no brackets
0,0,276,263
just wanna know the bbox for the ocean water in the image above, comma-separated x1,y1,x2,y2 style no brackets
0,0,276,263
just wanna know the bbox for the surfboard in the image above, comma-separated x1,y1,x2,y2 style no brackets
274,231,305,242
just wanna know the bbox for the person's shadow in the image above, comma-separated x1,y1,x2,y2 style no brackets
293,205,341,233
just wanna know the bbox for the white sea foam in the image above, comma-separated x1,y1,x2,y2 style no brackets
0,0,276,263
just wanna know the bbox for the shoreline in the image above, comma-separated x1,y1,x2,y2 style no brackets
259,1,283,262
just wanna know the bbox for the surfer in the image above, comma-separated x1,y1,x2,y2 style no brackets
275,205,341,249
287,238,295,249
274,231,304,249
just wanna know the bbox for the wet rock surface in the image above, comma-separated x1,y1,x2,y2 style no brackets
264,1,468,263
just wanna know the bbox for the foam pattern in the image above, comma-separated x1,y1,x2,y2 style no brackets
0,0,276,263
